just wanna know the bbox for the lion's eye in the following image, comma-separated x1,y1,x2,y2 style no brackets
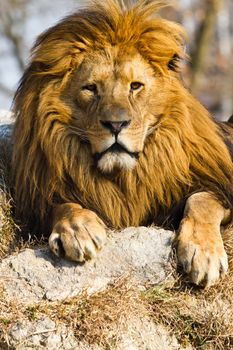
82,84,97,93
130,82,144,91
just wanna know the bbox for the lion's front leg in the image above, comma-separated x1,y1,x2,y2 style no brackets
177,192,231,287
49,203,107,262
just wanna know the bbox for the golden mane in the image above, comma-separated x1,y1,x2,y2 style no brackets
12,0,233,233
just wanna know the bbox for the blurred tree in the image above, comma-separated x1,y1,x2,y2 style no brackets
0,0,28,100
190,0,223,93
0,0,28,71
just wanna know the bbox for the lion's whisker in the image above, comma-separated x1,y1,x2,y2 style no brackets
68,128,90,141
69,126,96,136
146,124,160,136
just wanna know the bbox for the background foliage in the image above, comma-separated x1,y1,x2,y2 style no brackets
0,0,232,120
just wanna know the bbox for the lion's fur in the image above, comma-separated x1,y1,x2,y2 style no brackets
12,0,233,232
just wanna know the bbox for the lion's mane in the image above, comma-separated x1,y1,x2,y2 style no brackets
12,0,233,233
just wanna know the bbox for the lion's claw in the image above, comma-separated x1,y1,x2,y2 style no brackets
49,209,106,262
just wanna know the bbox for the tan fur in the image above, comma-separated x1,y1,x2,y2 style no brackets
12,1,233,285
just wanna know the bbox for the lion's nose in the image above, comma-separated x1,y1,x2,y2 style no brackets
100,120,131,135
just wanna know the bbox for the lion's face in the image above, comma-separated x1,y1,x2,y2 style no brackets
66,47,167,173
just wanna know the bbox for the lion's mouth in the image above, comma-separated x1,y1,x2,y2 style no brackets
94,142,139,162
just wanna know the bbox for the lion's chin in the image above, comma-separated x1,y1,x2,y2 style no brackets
97,152,137,173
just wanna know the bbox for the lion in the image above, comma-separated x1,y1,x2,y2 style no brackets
12,0,233,287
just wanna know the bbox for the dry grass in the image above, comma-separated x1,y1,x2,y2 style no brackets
0,146,19,260
143,281,233,349
46,279,141,347
0,163,46,260
0,184,19,260
0,278,143,349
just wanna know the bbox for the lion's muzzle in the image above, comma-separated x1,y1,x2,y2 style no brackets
94,142,139,173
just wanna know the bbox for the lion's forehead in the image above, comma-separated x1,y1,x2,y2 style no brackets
78,48,154,85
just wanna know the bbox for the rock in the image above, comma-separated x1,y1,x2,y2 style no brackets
0,110,14,123
114,320,192,350
0,226,191,350
9,317,78,350
0,109,14,140
0,110,14,188
8,316,192,350
0,227,175,303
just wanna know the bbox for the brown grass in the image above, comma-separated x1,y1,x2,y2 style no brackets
0,278,143,349
0,167,47,260
143,281,233,349
0,183,19,260
0,146,19,260
49,279,141,347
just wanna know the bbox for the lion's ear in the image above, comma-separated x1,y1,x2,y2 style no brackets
168,53,181,72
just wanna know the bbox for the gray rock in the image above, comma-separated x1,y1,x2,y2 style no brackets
114,318,192,350
0,227,175,303
0,110,14,189
0,110,14,140
0,226,192,350
0,110,14,123
8,315,192,350
9,317,79,350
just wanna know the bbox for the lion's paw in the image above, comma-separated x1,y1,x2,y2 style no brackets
49,209,106,262
177,219,228,287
